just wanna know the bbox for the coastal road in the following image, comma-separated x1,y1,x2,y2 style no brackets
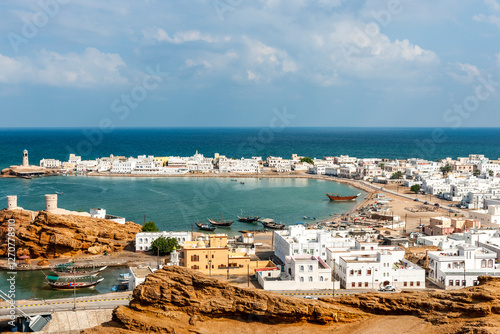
0,293,131,318
278,290,366,298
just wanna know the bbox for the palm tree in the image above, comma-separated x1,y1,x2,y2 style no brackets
488,170,494,177
473,169,481,177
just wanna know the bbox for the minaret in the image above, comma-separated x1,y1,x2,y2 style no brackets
22,150,29,167
169,247,179,266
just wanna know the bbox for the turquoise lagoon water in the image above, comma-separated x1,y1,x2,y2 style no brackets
0,176,365,231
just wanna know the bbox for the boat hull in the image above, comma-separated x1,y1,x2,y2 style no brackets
196,222,216,231
326,193,360,201
47,278,104,290
238,216,259,223
207,218,233,227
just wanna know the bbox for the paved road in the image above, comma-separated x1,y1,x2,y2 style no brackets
0,293,131,318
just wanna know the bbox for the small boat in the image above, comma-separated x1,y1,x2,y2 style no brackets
238,210,259,222
208,212,233,227
50,265,107,278
55,191,64,195
238,216,260,223
303,216,316,220
260,220,285,230
326,193,361,201
240,182,245,184
47,277,104,290
231,179,237,181
196,221,216,231
207,218,233,227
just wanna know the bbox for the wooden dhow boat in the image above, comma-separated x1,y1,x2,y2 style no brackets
326,193,361,201
259,218,285,230
49,265,107,278
208,212,233,227
196,221,216,231
46,276,104,290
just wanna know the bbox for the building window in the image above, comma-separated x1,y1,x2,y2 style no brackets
404,282,407,287
365,282,368,287
416,281,420,287
367,269,371,275
309,265,313,271
351,282,355,287
488,259,493,268
300,276,304,282
482,260,486,268
410,282,414,287
449,280,453,286
191,255,199,262
191,265,199,270
455,280,460,286
462,280,466,286
300,265,304,272
319,276,324,282
309,277,313,282
358,282,362,287
350,270,354,276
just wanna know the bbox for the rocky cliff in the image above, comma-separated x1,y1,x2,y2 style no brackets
0,209,141,259
84,267,500,334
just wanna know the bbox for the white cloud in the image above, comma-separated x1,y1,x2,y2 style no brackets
485,0,500,11
473,14,500,29
0,47,128,87
146,28,218,44
447,62,481,84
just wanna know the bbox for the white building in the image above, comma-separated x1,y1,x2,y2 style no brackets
469,205,500,224
40,159,62,168
111,160,137,174
136,231,192,252
428,244,500,289
257,255,335,291
337,249,425,290
273,225,375,262
90,208,126,224
128,266,155,290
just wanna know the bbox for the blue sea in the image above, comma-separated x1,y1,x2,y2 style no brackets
0,127,499,230
1,127,500,170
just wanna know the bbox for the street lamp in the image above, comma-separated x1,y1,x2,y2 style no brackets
332,258,336,297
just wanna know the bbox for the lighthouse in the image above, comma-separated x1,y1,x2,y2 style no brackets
22,150,29,167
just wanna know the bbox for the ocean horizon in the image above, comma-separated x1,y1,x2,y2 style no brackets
1,127,500,170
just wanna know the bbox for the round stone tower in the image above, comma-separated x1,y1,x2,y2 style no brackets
6,196,17,210
45,194,58,213
22,149,29,167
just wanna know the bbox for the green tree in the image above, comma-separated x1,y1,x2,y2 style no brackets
440,164,452,176
435,159,442,163
473,169,481,177
390,171,404,179
151,236,179,255
489,170,494,177
410,184,421,194
378,163,385,170
300,157,314,165
142,221,159,232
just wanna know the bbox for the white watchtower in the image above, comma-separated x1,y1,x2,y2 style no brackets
22,150,29,167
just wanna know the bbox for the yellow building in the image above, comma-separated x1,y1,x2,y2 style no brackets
180,234,273,275
154,157,169,166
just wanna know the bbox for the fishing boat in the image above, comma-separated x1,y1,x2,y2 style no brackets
196,221,216,231
50,265,107,278
240,182,245,184
207,212,233,227
326,193,361,201
238,216,259,222
260,220,285,230
238,210,259,222
46,276,104,290
303,216,316,220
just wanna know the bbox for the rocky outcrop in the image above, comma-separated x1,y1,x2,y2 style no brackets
404,245,440,269
0,209,141,259
88,266,366,333
84,268,500,334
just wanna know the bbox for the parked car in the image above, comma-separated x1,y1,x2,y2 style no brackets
379,285,397,292
424,201,429,204
434,203,440,207
414,198,419,201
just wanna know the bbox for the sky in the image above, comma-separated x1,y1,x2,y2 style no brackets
0,0,500,128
